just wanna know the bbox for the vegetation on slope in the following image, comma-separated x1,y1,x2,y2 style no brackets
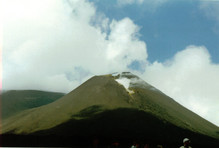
1,90,65,119
3,107,219,147
1,73,219,147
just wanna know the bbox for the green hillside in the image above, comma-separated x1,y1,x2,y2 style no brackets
33,107,219,147
1,90,65,119
3,107,219,147
129,84,219,139
1,76,132,134
1,72,219,147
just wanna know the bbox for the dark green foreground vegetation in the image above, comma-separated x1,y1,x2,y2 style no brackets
2,108,219,147
1,73,219,147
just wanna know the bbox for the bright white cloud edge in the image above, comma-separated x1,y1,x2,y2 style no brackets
2,0,219,127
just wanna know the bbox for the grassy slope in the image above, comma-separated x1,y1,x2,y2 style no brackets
112,73,219,139
34,108,219,147
129,87,219,139
2,108,219,147
1,76,132,134
1,74,219,142
1,90,65,119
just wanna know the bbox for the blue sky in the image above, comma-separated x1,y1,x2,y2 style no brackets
91,0,219,63
2,0,219,126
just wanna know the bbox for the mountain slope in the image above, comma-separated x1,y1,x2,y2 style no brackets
2,108,219,147
2,75,132,134
1,72,219,146
1,90,65,119
118,72,219,138
32,108,219,147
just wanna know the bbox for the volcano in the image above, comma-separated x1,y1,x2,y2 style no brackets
1,72,219,147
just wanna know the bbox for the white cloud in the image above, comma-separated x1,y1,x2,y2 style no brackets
141,46,219,126
2,0,147,92
0,0,3,91
106,18,147,71
2,0,219,127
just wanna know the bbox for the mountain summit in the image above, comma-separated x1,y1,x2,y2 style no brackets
1,72,219,147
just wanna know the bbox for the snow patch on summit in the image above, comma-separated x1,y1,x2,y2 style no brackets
113,72,134,94
115,78,130,90
115,77,134,94
112,72,160,93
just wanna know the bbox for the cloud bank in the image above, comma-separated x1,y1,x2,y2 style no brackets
2,0,219,126
141,46,219,126
2,0,147,92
